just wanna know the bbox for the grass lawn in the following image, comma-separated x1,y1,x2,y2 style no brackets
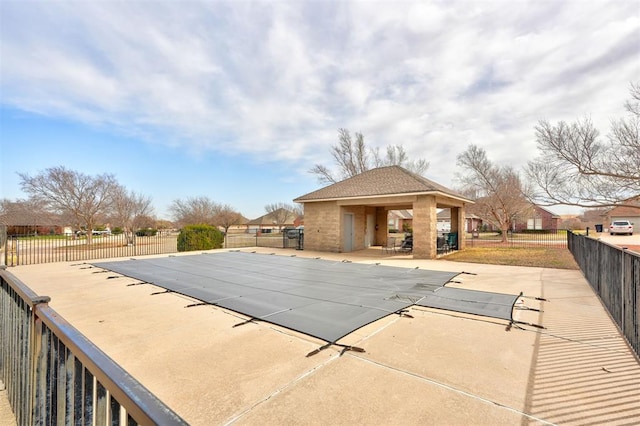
442,247,579,269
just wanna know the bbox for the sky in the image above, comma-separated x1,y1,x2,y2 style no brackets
1,0,639,220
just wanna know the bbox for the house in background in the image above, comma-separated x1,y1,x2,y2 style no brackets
0,201,67,236
436,209,483,233
457,203,559,232
388,209,413,232
246,208,296,234
603,196,640,233
514,205,560,231
224,215,250,234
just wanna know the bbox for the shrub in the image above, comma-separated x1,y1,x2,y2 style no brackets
521,229,551,234
177,224,224,252
112,227,124,235
135,228,158,237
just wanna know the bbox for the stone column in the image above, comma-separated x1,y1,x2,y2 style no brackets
458,206,466,250
375,207,388,246
413,195,437,259
450,206,465,250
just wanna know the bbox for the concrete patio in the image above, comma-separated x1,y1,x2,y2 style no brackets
3,247,639,425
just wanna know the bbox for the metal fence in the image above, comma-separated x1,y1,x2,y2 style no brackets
465,229,568,248
224,231,303,250
0,225,307,267
0,266,187,425
2,226,178,266
567,231,639,359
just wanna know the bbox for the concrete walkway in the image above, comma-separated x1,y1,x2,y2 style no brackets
0,380,16,426
3,247,640,425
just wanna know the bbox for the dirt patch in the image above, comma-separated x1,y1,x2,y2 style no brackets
621,245,640,255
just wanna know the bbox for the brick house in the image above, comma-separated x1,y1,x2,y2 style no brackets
513,205,560,231
246,208,296,234
604,196,640,233
294,166,473,259
388,209,413,232
436,209,483,233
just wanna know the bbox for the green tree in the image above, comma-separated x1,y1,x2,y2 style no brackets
177,224,224,252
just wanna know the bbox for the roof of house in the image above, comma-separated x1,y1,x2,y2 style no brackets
246,208,296,226
606,195,640,217
0,209,60,226
436,210,481,220
389,209,413,220
295,166,472,203
533,205,561,218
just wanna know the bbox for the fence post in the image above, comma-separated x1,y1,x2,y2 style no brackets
30,295,52,425
0,225,5,267
621,248,626,335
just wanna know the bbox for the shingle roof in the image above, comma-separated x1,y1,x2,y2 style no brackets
437,210,481,220
389,209,413,220
606,195,640,217
295,166,471,202
533,205,561,218
246,208,296,226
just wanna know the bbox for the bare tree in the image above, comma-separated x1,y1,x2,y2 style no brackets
309,128,429,184
155,219,175,233
133,214,156,230
527,83,640,209
264,202,296,231
291,202,304,218
215,204,243,234
110,185,154,243
169,196,221,228
0,198,56,226
372,145,430,176
457,145,531,242
18,166,117,243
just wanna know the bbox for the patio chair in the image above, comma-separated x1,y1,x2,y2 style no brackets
399,234,413,253
437,236,448,254
383,237,397,254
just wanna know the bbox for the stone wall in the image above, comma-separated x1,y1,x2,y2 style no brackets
302,201,341,252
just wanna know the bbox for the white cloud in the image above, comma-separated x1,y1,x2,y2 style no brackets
1,0,638,188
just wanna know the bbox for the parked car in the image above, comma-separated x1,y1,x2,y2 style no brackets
75,230,109,236
609,220,634,235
